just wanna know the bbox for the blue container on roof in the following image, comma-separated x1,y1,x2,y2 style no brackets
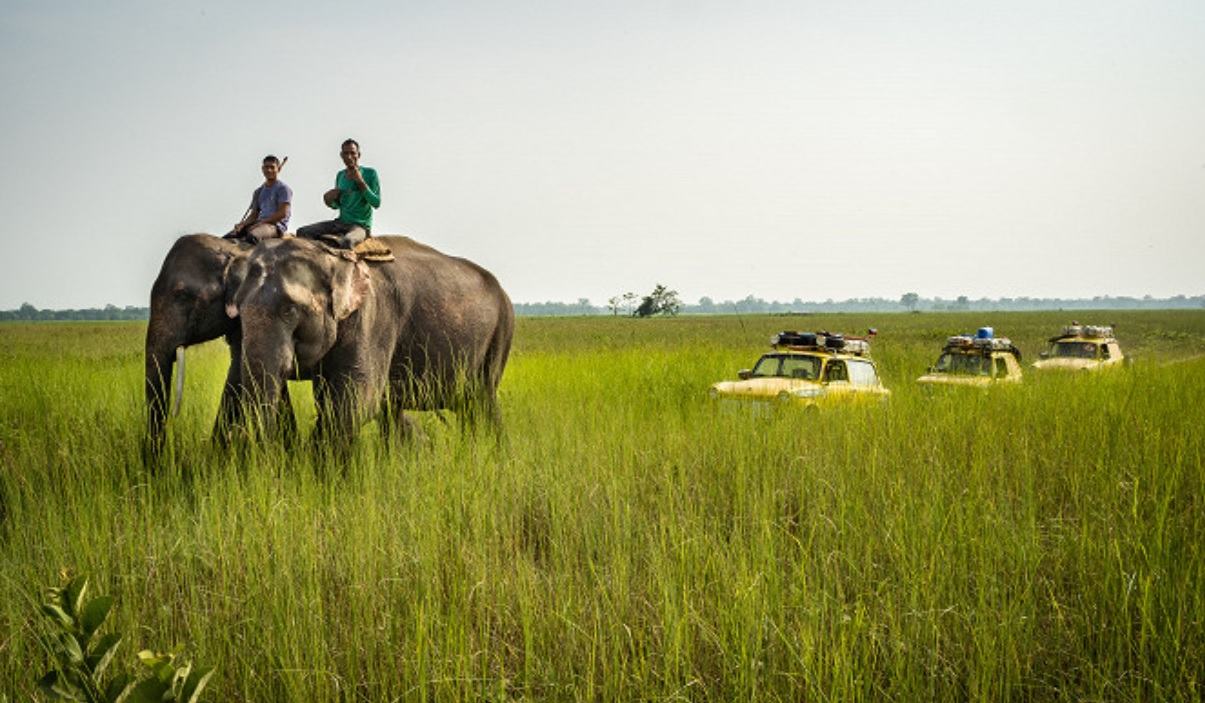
976,327,994,339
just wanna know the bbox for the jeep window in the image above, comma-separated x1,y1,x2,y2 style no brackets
847,360,879,386
1101,345,1111,360
995,357,1008,377
935,353,991,376
825,361,848,382
1052,341,1099,359
750,355,781,377
780,355,821,380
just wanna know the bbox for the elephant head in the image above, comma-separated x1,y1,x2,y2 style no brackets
145,234,249,452
228,238,369,434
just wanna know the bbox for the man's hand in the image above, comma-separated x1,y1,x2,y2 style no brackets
323,188,341,207
347,165,367,190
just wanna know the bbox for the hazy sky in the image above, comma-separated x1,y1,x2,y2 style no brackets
1,0,1202,309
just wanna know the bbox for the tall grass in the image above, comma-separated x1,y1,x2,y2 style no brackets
1,311,1202,700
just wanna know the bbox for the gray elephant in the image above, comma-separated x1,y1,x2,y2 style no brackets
227,236,513,444
145,234,295,457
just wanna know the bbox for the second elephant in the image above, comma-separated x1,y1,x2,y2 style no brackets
227,236,514,443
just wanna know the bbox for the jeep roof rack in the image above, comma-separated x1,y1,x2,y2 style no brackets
770,329,875,357
1051,322,1115,342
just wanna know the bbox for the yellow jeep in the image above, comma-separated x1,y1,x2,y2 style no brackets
917,328,1023,387
1032,323,1125,371
709,331,890,408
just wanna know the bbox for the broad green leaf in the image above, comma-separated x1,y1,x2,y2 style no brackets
136,649,171,670
180,666,215,703
38,670,86,702
62,668,87,689
121,677,170,703
171,662,191,694
153,660,176,684
51,682,87,702
86,633,123,677
80,595,114,637
58,631,85,665
63,575,89,617
103,672,132,703
41,603,75,630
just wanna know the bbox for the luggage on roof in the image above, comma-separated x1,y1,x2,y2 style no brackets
771,330,872,356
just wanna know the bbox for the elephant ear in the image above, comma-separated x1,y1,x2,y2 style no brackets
331,259,370,321
223,256,251,319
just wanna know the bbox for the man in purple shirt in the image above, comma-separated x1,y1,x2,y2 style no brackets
226,155,292,243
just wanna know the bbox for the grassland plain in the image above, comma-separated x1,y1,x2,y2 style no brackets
0,310,1202,701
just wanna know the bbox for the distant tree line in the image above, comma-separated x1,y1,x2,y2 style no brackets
513,292,1205,317
5,293,1204,322
0,303,149,321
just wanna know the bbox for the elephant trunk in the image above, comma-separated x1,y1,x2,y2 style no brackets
173,346,186,416
144,324,181,454
240,336,294,438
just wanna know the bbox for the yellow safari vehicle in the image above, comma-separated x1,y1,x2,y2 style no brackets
1032,323,1125,371
917,327,1023,387
709,331,890,408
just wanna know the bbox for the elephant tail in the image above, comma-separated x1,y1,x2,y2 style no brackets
481,302,515,395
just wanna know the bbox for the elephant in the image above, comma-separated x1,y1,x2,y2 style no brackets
226,236,513,445
144,233,295,458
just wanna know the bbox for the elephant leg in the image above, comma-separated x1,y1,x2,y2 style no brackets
211,353,243,446
311,380,335,447
455,381,503,440
379,393,424,449
312,376,363,449
482,393,504,440
309,380,352,474
477,396,505,448
377,395,394,448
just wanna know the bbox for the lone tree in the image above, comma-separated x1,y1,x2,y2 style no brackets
635,284,682,317
607,296,622,316
609,292,640,316
900,292,920,312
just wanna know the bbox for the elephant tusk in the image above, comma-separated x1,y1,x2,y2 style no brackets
172,346,185,417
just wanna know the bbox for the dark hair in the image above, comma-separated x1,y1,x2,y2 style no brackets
341,139,360,151
262,155,280,165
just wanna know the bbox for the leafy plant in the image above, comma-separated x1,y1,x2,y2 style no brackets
35,573,213,703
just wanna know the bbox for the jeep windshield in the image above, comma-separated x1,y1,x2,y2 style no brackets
751,354,822,380
1050,341,1099,359
935,353,991,376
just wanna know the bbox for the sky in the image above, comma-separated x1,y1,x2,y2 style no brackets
1,0,1202,309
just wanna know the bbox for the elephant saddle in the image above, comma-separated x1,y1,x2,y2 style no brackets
352,238,395,262
316,237,395,263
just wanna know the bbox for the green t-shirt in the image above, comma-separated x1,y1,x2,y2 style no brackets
330,166,381,229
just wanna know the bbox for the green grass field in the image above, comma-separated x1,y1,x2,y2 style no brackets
1,311,1202,701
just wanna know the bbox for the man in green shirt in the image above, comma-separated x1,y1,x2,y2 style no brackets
297,138,381,248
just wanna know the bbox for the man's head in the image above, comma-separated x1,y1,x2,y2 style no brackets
340,139,360,168
261,155,280,182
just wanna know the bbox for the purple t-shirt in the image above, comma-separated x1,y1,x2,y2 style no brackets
253,180,293,233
